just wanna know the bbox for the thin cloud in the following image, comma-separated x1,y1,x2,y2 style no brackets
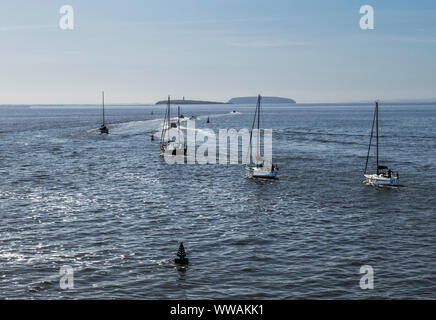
228,40,315,48
122,17,280,28
0,25,55,32
380,35,436,44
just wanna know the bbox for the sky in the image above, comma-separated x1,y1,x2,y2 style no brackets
0,0,435,104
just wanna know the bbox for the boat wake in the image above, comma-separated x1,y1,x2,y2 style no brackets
89,118,162,136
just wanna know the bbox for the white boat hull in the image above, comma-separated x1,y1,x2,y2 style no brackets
246,166,278,179
160,142,186,157
364,173,399,186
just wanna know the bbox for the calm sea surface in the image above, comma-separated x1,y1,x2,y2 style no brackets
0,103,435,299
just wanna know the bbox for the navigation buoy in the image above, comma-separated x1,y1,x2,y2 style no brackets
174,242,189,265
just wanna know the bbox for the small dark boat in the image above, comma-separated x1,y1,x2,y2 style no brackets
99,124,109,134
99,91,109,134
206,117,210,123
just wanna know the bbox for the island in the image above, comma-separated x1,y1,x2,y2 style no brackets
155,99,226,105
228,96,296,104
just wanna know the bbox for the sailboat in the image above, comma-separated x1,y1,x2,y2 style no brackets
363,101,399,186
99,91,109,134
245,94,278,179
206,117,210,123
159,96,187,156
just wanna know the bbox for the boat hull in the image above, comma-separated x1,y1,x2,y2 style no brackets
364,173,399,186
160,142,187,157
246,167,278,179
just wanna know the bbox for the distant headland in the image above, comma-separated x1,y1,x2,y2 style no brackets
155,99,226,105
155,96,296,105
228,96,296,104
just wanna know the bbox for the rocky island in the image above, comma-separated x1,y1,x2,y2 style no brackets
155,96,296,105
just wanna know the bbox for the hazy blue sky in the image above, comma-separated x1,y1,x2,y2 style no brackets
0,0,435,104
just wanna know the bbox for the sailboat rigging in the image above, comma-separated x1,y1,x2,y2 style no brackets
245,94,278,179
159,96,187,157
363,101,399,186
99,91,109,134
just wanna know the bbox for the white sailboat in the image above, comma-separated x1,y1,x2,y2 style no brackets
245,94,278,179
363,101,399,186
159,96,187,157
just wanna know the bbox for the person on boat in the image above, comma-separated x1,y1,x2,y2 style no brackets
387,169,392,178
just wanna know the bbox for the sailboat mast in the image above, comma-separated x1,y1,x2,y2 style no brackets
177,106,181,141
257,95,261,164
168,95,171,124
376,101,379,174
102,91,105,125
160,95,170,147
364,102,376,174
257,94,261,130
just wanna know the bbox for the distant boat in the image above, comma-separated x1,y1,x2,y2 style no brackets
159,96,187,156
99,91,109,134
245,94,278,179
206,117,210,123
364,101,399,186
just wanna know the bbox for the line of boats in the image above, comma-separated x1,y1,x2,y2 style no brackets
96,92,399,187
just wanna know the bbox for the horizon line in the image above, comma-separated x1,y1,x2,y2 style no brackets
1,100,436,107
